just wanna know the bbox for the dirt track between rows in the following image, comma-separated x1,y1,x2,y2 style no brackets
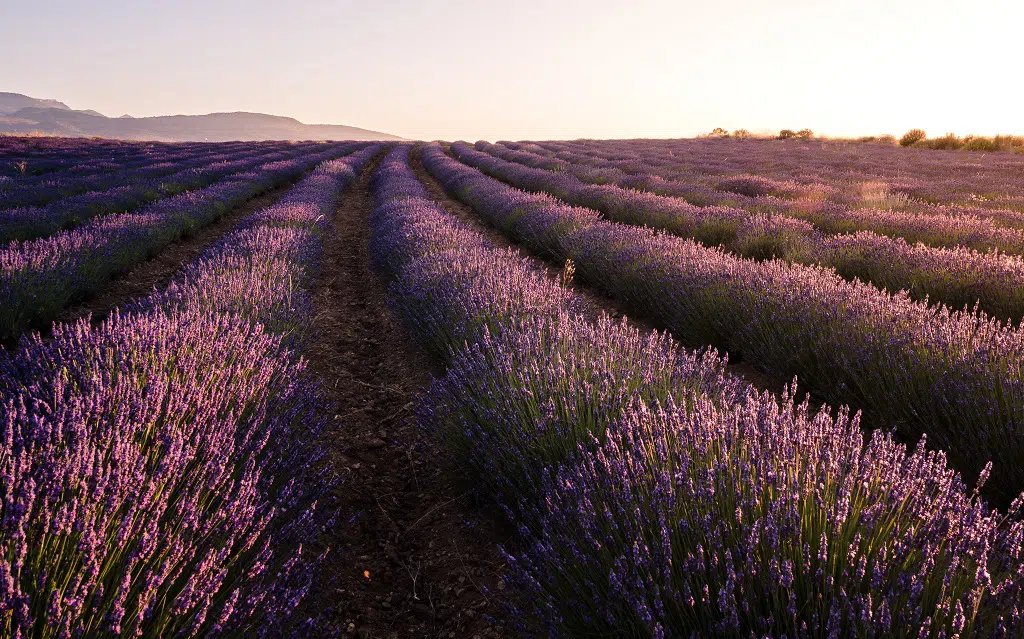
300,154,513,638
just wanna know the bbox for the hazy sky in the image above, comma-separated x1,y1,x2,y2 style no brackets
2,0,1021,140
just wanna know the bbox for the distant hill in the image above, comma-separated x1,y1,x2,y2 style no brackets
0,92,404,142
0,92,72,114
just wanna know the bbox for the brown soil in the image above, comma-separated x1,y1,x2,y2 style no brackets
411,146,793,400
300,155,514,638
54,183,296,328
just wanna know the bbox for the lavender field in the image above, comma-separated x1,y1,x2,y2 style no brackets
3,135,1024,638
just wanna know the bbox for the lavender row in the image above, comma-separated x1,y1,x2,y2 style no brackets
510,389,1024,637
484,140,1024,246
424,142,1024,503
0,137,213,177
0,147,381,637
460,141,1024,322
0,140,254,194
0,140,274,209
379,145,1024,636
0,141,227,194
0,143,333,244
141,143,383,337
543,137,1024,209
0,143,358,340
520,139,1024,249
510,139,1024,230
370,144,739,510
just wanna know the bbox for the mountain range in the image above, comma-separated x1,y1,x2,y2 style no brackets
0,92,403,142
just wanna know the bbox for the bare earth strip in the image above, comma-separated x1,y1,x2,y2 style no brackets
301,156,513,638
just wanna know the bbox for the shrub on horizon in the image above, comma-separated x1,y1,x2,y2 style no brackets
900,128,927,147
963,136,999,152
921,132,963,150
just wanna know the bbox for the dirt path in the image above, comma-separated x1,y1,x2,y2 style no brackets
54,183,295,328
410,146,789,398
301,156,512,638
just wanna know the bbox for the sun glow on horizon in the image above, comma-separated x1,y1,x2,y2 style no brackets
2,0,1022,140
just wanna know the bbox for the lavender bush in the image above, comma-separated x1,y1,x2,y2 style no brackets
423,142,1024,502
0,309,327,637
0,142,329,244
379,144,1024,637
0,143,357,340
0,146,382,636
422,312,742,512
0,141,265,209
462,141,1024,322
509,392,1024,637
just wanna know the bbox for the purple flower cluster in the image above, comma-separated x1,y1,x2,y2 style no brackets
529,137,1024,232
368,145,581,361
144,144,381,338
385,145,1024,636
463,141,1024,322
423,142,1024,502
2,309,325,637
0,145,381,637
0,142,330,244
369,146,738,505
533,137,1024,207
510,392,1024,637
0,141,267,210
0,137,193,178
0,143,360,340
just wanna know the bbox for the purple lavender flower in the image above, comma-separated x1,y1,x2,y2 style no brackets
0,145,382,636
424,141,1024,502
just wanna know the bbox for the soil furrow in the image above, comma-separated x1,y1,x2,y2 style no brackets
301,155,511,638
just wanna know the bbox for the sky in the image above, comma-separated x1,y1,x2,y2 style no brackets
1,0,1021,141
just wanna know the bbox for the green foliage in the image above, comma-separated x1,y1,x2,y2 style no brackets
924,132,963,150
900,129,927,147
963,136,999,152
